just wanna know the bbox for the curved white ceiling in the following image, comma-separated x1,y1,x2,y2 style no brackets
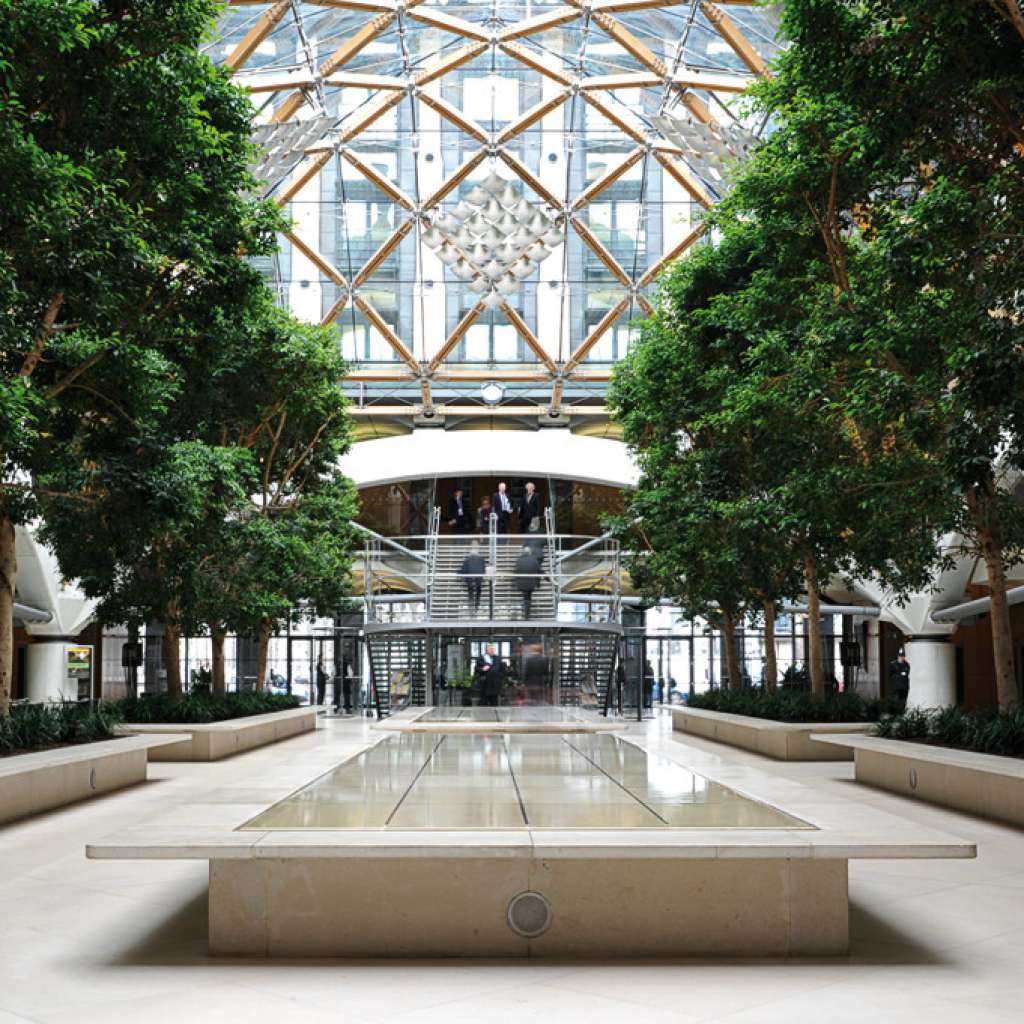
340,429,638,489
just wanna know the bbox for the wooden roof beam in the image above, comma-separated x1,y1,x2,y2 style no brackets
653,150,713,208
501,304,558,373
570,219,633,288
286,230,348,286
591,11,669,78
412,42,490,87
407,8,490,42
498,7,581,41
319,12,396,78
497,148,564,209
274,150,332,206
352,219,414,288
496,90,571,145
224,0,290,72
427,303,485,371
572,146,646,210
700,1,770,77
637,221,708,287
353,295,420,372
417,91,489,143
499,42,575,87
564,297,631,373
421,148,488,208
340,149,415,209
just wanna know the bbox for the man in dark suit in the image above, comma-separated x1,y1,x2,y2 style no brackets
458,541,486,614
491,481,513,534
518,481,540,533
512,545,542,619
474,644,506,706
447,488,471,533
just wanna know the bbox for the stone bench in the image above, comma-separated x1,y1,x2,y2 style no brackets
811,732,1024,828
672,706,873,761
0,734,189,826
118,706,316,761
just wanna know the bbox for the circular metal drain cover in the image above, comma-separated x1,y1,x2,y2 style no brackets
507,891,552,938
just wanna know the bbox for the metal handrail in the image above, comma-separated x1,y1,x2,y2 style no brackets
555,527,618,565
352,521,427,562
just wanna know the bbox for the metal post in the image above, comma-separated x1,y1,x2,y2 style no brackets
488,511,498,619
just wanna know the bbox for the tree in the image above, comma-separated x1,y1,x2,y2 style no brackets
735,0,1024,708
185,313,360,692
0,1,282,712
611,201,953,697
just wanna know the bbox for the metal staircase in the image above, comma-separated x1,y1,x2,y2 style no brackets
428,537,557,621
557,633,618,708
367,635,427,717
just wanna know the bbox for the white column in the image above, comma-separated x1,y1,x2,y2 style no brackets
905,637,957,709
25,641,77,702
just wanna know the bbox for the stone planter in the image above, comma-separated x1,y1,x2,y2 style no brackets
811,733,1024,828
118,706,316,762
0,734,189,825
671,706,873,761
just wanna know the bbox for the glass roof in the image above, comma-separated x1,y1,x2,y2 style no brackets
208,2,783,422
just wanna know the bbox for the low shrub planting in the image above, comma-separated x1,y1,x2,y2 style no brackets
875,705,1024,757
110,690,301,724
0,701,122,755
686,688,902,723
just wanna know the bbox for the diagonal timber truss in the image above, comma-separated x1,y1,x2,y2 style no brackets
215,1,780,418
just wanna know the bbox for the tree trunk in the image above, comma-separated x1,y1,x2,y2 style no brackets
804,553,825,698
763,599,778,693
722,610,742,692
255,618,271,693
966,485,1018,711
210,624,226,696
162,620,182,698
0,516,16,716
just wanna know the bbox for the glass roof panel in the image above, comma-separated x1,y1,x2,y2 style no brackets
212,0,782,415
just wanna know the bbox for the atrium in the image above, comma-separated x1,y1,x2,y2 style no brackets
2,1,1024,1022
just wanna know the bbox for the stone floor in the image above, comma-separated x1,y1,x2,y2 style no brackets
2,711,1023,1023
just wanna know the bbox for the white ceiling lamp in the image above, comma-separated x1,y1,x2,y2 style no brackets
541,227,564,247
452,200,475,221
421,226,444,249
495,274,518,295
482,290,506,310
437,244,460,266
482,170,506,194
468,275,489,293
481,381,505,405
466,185,491,206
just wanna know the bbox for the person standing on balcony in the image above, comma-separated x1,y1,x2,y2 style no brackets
458,541,486,615
447,488,470,533
477,495,493,533
492,481,513,534
519,481,540,534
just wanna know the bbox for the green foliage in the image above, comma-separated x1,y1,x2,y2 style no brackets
875,706,1024,757
688,688,900,724
0,701,122,755
111,691,301,725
